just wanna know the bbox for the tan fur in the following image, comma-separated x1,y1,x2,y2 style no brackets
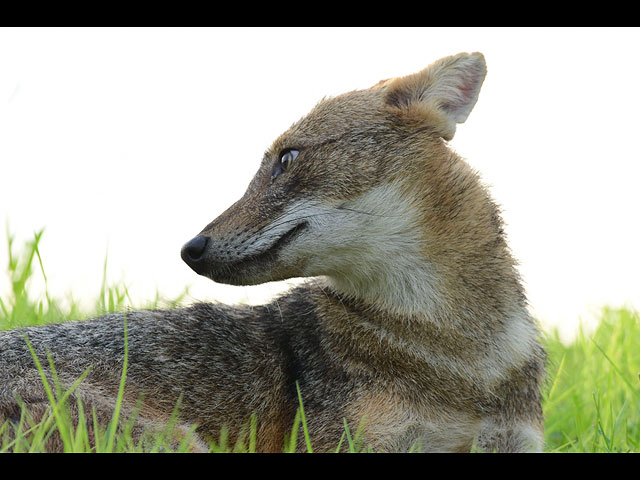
347,391,481,453
0,52,545,452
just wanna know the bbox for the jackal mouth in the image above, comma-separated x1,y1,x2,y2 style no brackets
206,221,309,284
255,220,309,261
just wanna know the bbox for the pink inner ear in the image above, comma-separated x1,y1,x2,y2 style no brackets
446,78,475,110
457,77,476,98
441,67,484,123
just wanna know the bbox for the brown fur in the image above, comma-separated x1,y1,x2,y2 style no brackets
0,52,545,452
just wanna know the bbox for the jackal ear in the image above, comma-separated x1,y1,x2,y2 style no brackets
382,52,487,140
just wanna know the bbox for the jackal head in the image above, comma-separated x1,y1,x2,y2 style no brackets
181,52,488,303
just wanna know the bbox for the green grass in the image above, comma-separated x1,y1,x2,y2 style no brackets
542,307,640,452
1,230,639,452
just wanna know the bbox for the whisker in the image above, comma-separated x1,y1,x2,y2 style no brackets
248,204,402,249
334,205,400,218
239,199,404,254
249,208,332,238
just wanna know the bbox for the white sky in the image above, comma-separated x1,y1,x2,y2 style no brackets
0,27,638,340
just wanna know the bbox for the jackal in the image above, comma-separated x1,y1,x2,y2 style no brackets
0,52,545,452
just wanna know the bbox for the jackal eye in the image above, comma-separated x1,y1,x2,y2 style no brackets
270,149,299,184
280,149,299,171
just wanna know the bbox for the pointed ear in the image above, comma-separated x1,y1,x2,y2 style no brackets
383,52,487,140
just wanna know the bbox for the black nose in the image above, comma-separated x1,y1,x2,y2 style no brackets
181,236,209,273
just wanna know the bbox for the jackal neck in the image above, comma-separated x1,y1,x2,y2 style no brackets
323,146,527,330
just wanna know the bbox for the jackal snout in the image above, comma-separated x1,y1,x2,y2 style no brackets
179,184,311,285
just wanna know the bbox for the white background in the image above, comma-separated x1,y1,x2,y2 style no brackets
1,27,638,340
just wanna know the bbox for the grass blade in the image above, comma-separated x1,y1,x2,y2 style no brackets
295,382,313,453
592,339,640,400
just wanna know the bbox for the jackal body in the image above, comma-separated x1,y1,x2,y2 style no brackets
0,53,545,452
